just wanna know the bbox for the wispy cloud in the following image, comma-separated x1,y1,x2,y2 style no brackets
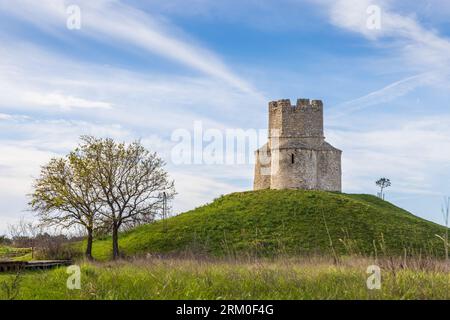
0,113,12,120
0,0,257,93
22,92,113,110
329,73,439,118
0,40,265,128
316,0,450,112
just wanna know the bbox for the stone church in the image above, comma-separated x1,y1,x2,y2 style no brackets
254,98,342,191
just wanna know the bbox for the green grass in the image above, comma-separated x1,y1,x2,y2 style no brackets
86,190,449,260
0,257,448,300
0,247,32,261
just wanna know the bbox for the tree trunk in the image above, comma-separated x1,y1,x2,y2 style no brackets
112,223,120,260
85,229,94,260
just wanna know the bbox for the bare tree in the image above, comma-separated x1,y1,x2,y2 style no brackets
79,136,175,259
29,152,101,260
8,218,42,259
376,178,391,200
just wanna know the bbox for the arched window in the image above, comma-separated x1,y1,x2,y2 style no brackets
291,154,295,164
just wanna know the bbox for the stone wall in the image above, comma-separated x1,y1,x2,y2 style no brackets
253,144,271,190
268,147,341,191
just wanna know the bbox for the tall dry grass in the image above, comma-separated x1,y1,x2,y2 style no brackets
0,253,448,300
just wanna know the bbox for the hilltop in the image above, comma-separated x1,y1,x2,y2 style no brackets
89,190,448,260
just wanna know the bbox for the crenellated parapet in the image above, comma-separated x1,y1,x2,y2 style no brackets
268,98,324,140
268,98,323,110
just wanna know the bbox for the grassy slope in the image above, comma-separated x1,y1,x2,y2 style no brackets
89,190,448,260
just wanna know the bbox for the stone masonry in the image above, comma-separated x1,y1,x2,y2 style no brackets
254,98,342,191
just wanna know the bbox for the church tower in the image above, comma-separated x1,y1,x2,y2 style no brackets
254,98,342,191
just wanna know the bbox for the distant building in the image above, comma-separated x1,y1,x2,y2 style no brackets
254,98,342,191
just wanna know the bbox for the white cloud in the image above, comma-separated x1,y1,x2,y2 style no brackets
0,0,256,93
0,41,265,130
22,92,112,110
0,113,12,120
170,170,245,214
330,115,450,196
331,0,450,68
311,0,450,116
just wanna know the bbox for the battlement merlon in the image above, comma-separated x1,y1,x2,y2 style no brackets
296,98,310,107
269,99,291,109
310,99,323,110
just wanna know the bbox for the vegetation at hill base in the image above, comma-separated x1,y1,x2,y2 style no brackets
83,190,449,261
0,247,32,262
0,257,448,300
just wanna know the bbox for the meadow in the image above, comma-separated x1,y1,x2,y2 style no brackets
1,190,449,300
0,256,448,300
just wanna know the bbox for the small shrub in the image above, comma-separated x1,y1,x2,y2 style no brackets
0,272,22,300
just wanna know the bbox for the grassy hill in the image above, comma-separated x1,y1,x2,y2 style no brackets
89,190,448,260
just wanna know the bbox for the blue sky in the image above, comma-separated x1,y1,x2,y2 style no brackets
1,0,450,233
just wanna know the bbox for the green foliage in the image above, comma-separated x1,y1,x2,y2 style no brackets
88,190,449,260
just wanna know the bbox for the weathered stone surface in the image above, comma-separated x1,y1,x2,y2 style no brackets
254,98,342,191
